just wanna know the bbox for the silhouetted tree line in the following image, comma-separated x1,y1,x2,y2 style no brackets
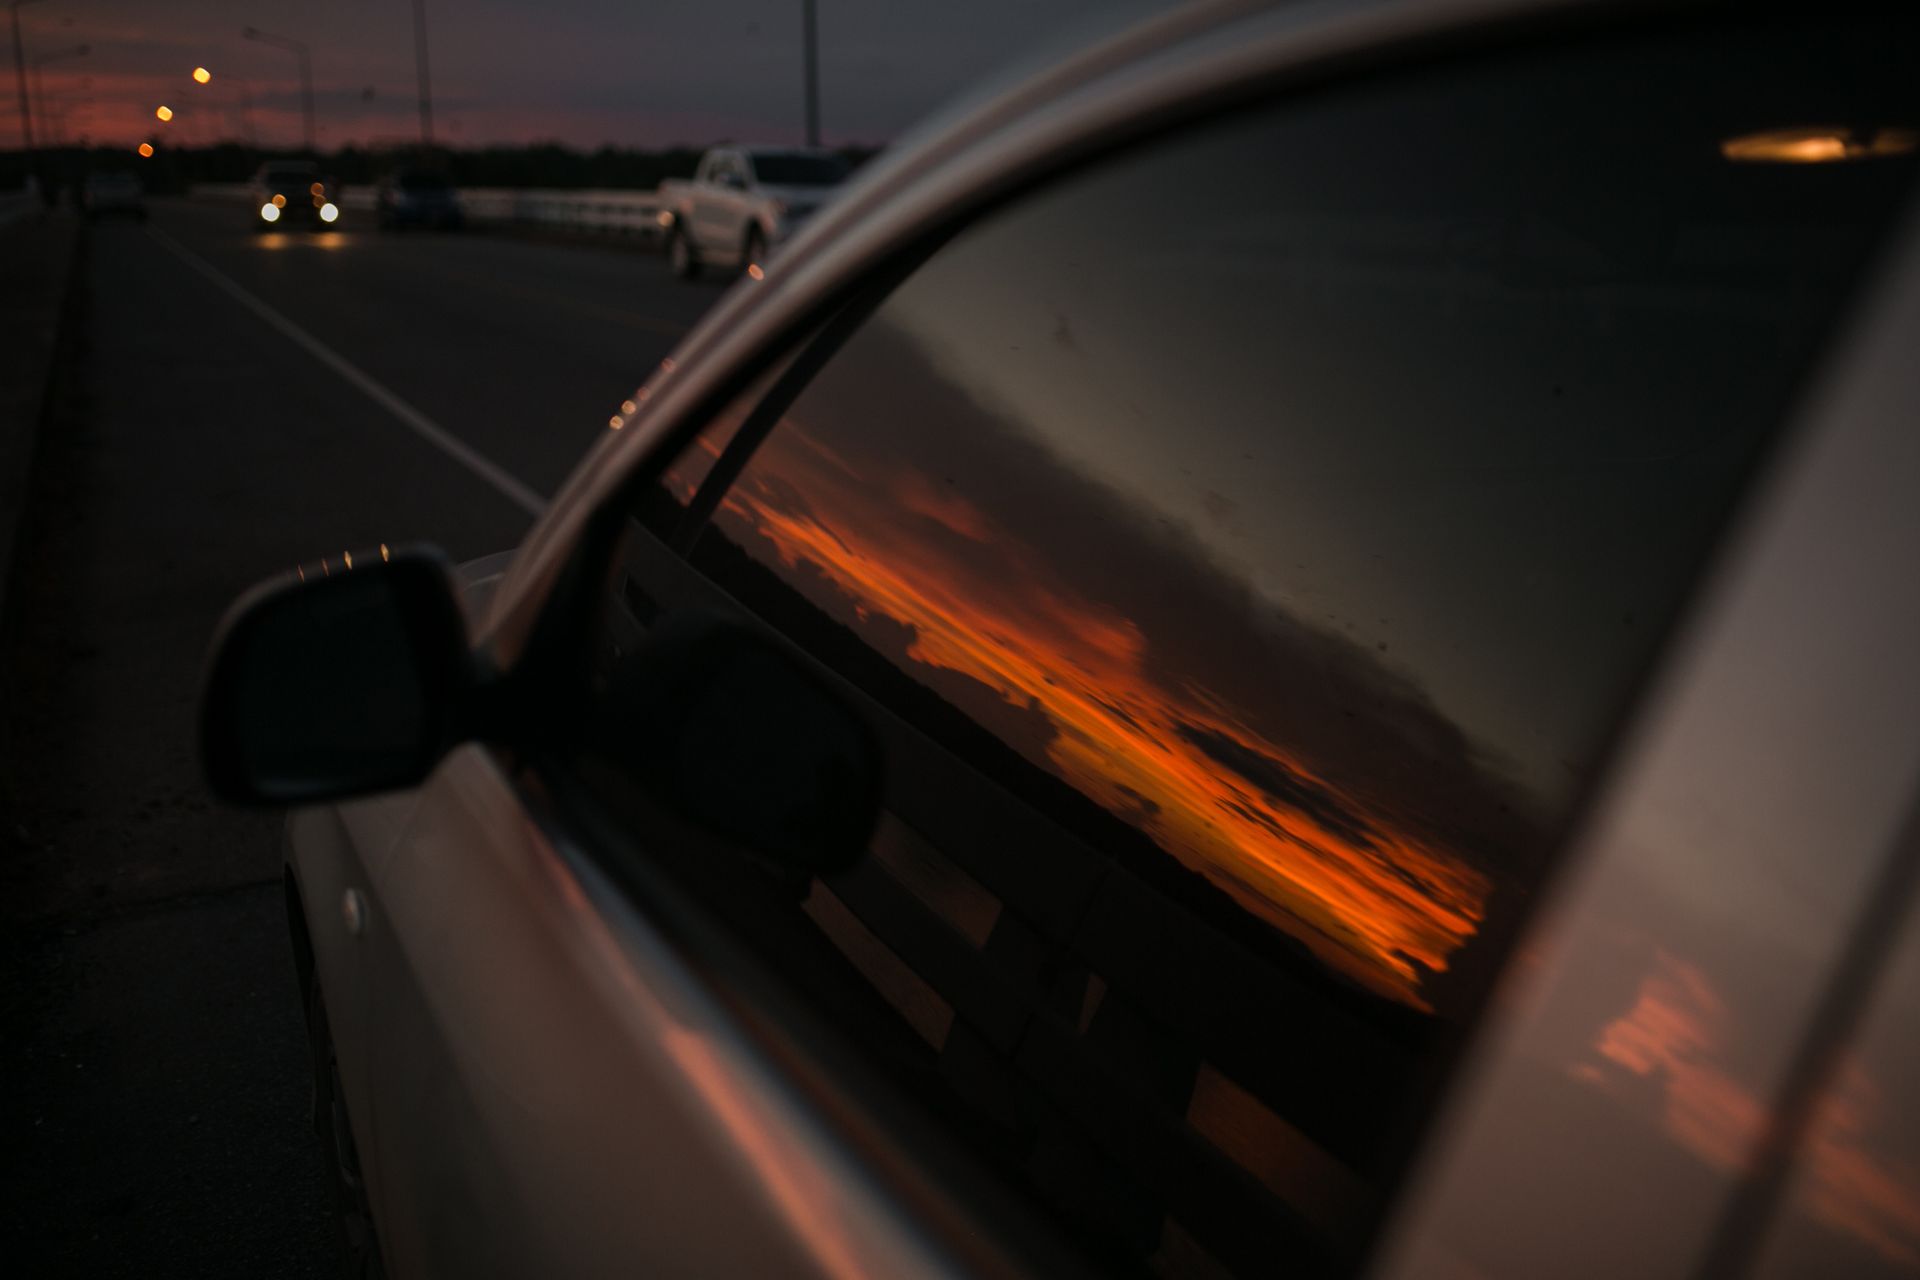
3,142,881,197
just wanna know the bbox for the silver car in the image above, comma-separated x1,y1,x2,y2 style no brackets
200,1,1920,1276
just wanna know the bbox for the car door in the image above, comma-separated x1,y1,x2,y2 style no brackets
695,151,746,256
351,7,1920,1278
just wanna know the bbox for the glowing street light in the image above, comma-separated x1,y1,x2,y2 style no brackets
192,66,211,84
137,141,153,157
155,104,173,121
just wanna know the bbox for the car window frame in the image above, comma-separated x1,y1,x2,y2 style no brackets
498,8,1920,1275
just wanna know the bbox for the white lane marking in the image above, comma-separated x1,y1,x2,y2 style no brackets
146,225,547,518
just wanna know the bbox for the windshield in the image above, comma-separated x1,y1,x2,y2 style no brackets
397,172,452,192
263,168,316,188
748,153,849,186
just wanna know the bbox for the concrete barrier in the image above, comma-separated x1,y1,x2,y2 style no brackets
189,182,664,244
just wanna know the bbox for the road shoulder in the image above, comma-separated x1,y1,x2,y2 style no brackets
0,209,82,624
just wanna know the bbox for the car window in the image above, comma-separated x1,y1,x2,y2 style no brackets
749,153,849,186
573,15,1918,1277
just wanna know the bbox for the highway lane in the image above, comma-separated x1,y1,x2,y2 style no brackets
0,203,718,1273
149,197,723,501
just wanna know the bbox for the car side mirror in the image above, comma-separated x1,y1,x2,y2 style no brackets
200,547,476,806
595,611,882,875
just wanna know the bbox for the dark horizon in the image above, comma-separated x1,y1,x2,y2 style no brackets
4,0,1169,154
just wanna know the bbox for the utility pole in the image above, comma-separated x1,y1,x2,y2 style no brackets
801,0,819,148
242,25,313,154
411,0,434,148
10,0,51,171
236,77,257,150
31,42,85,149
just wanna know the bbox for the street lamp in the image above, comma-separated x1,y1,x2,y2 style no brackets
241,24,314,154
31,41,85,148
9,0,53,164
411,0,433,148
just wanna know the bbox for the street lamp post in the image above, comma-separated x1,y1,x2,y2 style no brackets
241,24,314,154
801,0,819,148
31,41,85,148
233,76,258,150
9,0,52,168
411,0,433,148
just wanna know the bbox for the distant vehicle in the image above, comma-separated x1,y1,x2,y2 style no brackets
376,169,464,231
657,146,849,278
80,171,146,221
200,3,1920,1278
249,161,339,230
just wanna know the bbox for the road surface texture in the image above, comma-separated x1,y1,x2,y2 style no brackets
0,199,715,1275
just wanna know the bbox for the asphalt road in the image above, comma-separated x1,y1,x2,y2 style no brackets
0,200,718,1275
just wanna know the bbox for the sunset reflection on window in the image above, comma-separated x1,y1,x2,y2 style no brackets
711,413,1499,1008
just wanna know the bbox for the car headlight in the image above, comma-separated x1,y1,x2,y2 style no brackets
320,202,339,223
260,203,281,222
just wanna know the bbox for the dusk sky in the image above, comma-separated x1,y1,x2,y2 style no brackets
7,0,1171,151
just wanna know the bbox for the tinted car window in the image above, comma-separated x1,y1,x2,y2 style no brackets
749,153,849,186
581,16,1917,1277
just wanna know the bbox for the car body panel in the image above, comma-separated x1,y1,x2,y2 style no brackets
1370,209,1920,1280
331,743,969,1278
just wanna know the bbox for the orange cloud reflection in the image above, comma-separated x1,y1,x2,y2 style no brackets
713,418,1493,1007
1574,951,1920,1266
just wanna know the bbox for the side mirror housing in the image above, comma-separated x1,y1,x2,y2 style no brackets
200,547,475,806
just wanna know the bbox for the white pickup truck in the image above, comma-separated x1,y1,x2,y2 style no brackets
657,146,850,279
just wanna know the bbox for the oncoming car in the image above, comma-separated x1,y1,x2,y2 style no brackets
200,2,1920,1277
249,160,340,229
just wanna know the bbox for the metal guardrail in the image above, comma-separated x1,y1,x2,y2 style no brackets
189,182,664,242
